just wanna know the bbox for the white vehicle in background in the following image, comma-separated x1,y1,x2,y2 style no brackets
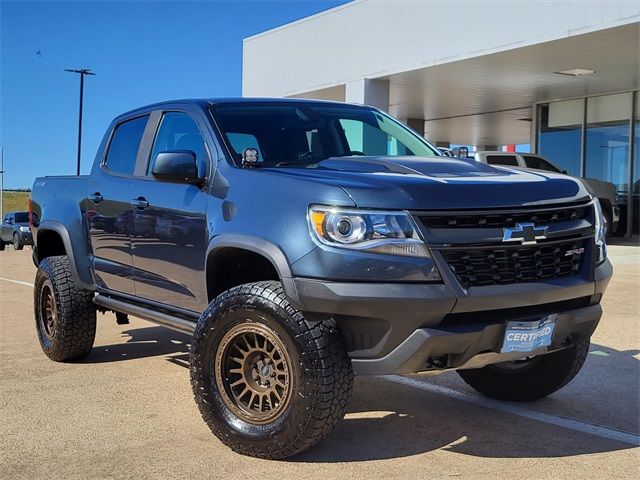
474,151,620,235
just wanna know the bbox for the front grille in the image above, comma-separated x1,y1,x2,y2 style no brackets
440,239,587,288
420,204,591,229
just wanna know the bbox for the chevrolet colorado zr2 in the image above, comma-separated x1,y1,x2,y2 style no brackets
30,98,612,459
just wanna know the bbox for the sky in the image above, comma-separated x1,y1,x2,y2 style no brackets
0,0,348,188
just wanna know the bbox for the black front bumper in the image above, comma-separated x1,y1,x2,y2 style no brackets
19,232,34,245
287,258,613,375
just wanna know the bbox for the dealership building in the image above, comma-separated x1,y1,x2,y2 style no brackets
243,0,640,236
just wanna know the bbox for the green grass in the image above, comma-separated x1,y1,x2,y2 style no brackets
2,191,30,217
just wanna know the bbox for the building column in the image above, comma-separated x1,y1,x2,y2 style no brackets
344,79,390,154
404,118,425,137
345,78,390,111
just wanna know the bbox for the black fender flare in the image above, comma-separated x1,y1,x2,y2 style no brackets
205,234,303,309
36,220,96,291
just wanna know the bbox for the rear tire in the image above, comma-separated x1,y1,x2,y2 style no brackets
0,241,4,251
190,281,353,459
34,255,96,361
457,340,589,401
13,233,23,250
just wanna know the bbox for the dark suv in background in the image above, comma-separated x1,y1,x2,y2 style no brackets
1,211,33,250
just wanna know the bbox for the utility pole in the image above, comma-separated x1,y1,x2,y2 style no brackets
65,68,95,175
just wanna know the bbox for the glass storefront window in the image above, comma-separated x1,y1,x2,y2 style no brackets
633,92,640,234
536,91,638,236
537,99,582,175
585,93,632,205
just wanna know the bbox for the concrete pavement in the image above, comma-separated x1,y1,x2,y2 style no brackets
1,246,638,479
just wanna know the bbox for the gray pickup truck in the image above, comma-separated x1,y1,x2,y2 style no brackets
30,98,612,459
1,211,33,250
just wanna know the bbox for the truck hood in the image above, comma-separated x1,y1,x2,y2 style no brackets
268,156,591,210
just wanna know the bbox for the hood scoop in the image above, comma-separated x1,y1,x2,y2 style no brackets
316,156,505,179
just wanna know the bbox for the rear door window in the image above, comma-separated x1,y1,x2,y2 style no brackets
486,155,519,166
523,155,560,172
104,115,149,175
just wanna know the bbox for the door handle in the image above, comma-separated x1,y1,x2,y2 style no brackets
89,192,103,204
130,197,149,210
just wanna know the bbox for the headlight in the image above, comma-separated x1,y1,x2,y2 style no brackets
309,205,431,258
19,226,30,233
593,199,607,264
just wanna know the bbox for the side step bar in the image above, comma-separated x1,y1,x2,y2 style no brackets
93,294,196,334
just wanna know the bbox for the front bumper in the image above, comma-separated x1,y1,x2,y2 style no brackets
19,232,33,245
288,258,613,375
349,304,601,375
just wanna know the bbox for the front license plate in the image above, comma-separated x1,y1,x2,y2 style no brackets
501,314,557,354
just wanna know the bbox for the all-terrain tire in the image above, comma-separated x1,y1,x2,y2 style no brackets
34,255,96,361
13,233,23,250
190,281,354,459
457,340,590,401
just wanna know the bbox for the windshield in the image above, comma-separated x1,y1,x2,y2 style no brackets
14,212,28,223
211,103,439,167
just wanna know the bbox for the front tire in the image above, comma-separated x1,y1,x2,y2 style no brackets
13,233,23,250
34,255,96,361
457,340,589,401
190,281,353,459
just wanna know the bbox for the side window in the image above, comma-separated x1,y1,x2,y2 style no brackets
149,112,207,176
104,116,149,175
486,155,519,166
523,155,560,172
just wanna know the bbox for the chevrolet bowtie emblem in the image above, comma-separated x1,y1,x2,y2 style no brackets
502,222,548,245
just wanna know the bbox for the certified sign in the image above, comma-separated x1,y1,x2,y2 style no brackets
501,314,557,353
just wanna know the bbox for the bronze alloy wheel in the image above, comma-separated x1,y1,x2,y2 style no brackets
39,282,57,339
215,322,292,425
191,281,354,459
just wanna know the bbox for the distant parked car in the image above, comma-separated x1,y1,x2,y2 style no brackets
0,211,33,250
474,151,620,235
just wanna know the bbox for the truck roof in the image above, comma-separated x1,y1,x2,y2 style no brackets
119,97,366,119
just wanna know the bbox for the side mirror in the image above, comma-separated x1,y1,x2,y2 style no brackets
152,151,203,185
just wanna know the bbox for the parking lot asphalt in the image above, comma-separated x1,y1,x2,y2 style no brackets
1,246,638,479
